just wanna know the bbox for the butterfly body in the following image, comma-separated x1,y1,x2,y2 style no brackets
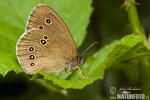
16,4,84,75
65,56,84,72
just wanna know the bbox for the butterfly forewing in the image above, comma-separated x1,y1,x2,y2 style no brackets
26,4,76,58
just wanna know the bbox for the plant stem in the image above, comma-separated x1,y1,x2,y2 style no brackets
126,0,145,36
125,0,150,96
140,57,150,96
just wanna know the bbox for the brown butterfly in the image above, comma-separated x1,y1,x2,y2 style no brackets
16,4,85,78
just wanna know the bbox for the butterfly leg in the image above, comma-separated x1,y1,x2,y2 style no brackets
56,65,66,77
73,66,87,79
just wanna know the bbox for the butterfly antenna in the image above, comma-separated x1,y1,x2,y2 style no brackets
81,42,98,56
81,51,94,57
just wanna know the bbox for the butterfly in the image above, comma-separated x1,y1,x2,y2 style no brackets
16,4,85,78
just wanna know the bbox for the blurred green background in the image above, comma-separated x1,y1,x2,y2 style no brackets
0,0,150,100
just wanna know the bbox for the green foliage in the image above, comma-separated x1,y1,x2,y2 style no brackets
0,0,149,93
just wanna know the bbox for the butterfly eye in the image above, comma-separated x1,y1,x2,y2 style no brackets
43,35,48,40
29,55,35,60
38,25,44,29
29,47,34,52
40,40,47,45
30,63,35,66
45,18,52,24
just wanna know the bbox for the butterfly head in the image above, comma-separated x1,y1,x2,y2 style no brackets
76,56,84,66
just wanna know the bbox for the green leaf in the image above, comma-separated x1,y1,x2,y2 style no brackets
36,34,144,89
0,0,92,47
0,0,92,76
0,52,23,76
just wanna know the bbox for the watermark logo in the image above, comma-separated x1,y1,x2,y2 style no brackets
110,87,116,95
109,87,149,99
